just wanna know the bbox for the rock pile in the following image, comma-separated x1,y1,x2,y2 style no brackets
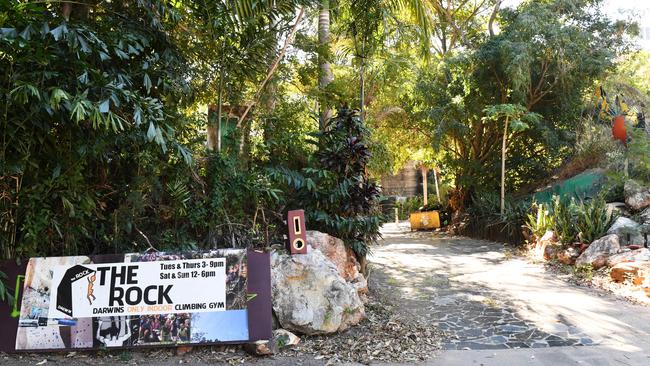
543,179,650,298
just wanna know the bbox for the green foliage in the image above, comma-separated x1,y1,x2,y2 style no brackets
269,108,383,257
574,264,594,281
410,0,631,203
396,197,425,220
574,117,619,172
180,0,307,105
499,199,531,242
0,271,12,303
0,1,194,258
576,195,617,244
552,196,578,246
627,127,650,181
463,191,529,246
483,104,541,133
395,196,448,221
526,202,554,239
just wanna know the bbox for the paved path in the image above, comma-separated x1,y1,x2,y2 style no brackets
371,222,650,365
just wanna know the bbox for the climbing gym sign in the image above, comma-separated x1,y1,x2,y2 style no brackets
51,258,227,318
0,249,271,351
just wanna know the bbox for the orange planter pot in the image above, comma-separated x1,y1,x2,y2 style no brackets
409,211,441,230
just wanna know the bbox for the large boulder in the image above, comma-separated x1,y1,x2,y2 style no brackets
532,230,558,261
306,231,368,299
607,248,650,267
607,217,644,246
624,180,650,211
576,234,620,269
271,248,365,335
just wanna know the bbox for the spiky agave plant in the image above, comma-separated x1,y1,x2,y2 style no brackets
576,195,617,244
552,196,579,246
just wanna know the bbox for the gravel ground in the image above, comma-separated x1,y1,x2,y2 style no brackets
543,259,650,307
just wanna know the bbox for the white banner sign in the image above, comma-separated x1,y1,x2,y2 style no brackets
48,258,226,318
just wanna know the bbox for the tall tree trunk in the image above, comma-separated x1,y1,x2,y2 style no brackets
359,39,365,122
216,63,225,152
318,0,333,130
488,0,502,37
433,167,441,203
359,60,365,121
422,166,428,206
500,117,509,215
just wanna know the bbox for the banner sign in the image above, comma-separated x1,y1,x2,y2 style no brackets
0,249,271,352
51,258,227,318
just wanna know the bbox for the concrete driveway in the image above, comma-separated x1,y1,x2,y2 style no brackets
372,222,650,366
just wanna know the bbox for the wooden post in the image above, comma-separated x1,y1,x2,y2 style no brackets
422,166,428,206
394,207,399,224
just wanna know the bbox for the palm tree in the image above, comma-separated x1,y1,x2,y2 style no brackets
319,0,335,129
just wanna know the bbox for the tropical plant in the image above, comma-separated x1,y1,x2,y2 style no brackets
499,198,530,244
627,126,650,181
552,196,578,246
269,107,383,259
0,271,12,303
0,1,194,258
483,104,541,214
526,202,554,240
410,0,632,207
576,196,617,244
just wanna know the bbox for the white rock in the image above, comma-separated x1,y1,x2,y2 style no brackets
576,234,620,269
624,180,650,211
271,248,365,335
606,202,630,217
243,340,277,356
608,217,644,246
608,248,650,267
306,231,368,300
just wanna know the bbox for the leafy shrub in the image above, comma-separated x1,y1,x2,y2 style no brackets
526,202,554,239
552,196,579,246
627,126,650,181
0,1,193,258
462,191,529,246
500,199,530,243
574,264,594,281
565,117,618,176
576,195,617,244
0,271,12,303
395,196,446,220
269,108,383,258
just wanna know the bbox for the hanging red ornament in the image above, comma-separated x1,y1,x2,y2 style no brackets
612,114,627,146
